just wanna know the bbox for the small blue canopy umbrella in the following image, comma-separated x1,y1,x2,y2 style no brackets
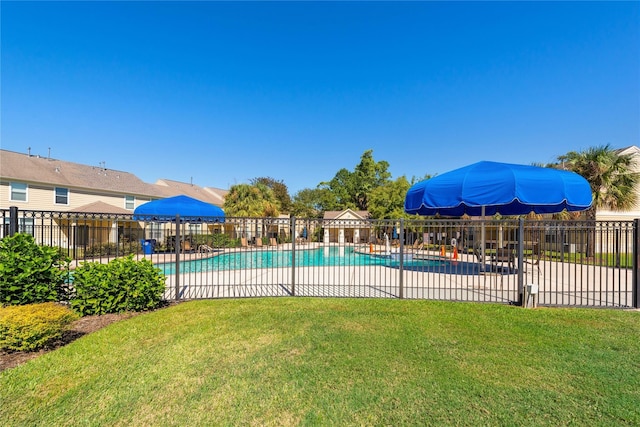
133,195,225,222
405,161,592,217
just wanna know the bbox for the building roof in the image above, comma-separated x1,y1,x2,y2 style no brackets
67,201,132,215
0,149,164,197
205,186,229,205
615,145,640,155
615,146,640,171
155,179,227,207
323,209,369,220
0,149,229,207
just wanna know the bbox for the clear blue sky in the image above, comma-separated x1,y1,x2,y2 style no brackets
2,1,638,195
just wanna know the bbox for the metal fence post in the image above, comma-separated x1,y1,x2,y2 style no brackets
399,218,404,299
633,219,639,308
9,206,18,236
518,218,524,306
175,214,181,300
291,216,296,297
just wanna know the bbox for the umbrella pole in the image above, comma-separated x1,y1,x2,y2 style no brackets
481,206,486,271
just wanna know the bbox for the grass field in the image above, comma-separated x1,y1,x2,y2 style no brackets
1,298,639,426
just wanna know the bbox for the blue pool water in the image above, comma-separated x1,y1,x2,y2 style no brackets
160,246,447,274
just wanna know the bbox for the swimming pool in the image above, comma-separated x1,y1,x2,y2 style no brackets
159,246,446,274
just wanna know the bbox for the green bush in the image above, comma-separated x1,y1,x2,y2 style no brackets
70,255,167,316
0,302,78,351
191,233,236,248
83,242,118,257
0,233,70,306
83,242,141,257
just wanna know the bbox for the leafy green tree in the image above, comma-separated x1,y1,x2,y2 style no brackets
291,188,327,218
410,174,434,185
368,176,413,219
318,168,357,211
250,177,292,213
318,150,392,211
353,150,392,209
558,144,639,221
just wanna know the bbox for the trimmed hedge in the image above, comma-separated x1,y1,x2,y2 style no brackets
0,302,78,351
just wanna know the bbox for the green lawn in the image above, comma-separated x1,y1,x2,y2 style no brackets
542,251,634,268
1,299,639,426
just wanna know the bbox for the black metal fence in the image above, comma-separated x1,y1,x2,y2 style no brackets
2,208,638,309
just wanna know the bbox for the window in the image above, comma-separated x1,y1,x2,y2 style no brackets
10,182,27,202
55,187,69,205
149,222,164,241
125,195,135,210
188,223,202,235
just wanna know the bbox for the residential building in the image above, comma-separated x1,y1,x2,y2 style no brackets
0,148,228,246
323,209,371,243
0,149,227,212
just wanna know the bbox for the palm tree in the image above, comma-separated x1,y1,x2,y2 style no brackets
558,144,639,257
223,183,281,242
223,184,265,217
559,144,639,221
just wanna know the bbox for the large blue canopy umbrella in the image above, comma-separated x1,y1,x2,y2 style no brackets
133,195,225,222
404,161,592,273
405,161,592,217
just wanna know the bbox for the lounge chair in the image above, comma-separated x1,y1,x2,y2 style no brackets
256,237,263,247
473,241,485,262
490,247,515,271
269,237,278,247
199,244,214,253
180,240,193,253
523,242,542,275
241,237,248,248
410,239,423,251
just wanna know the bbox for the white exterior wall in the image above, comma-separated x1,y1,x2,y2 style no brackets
596,212,640,221
0,180,154,212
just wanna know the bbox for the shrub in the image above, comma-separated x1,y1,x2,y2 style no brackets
0,302,78,351
84,242,118,257
70,255,167,316
191,233,236,248
83,242,141,257
0,233,70,306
